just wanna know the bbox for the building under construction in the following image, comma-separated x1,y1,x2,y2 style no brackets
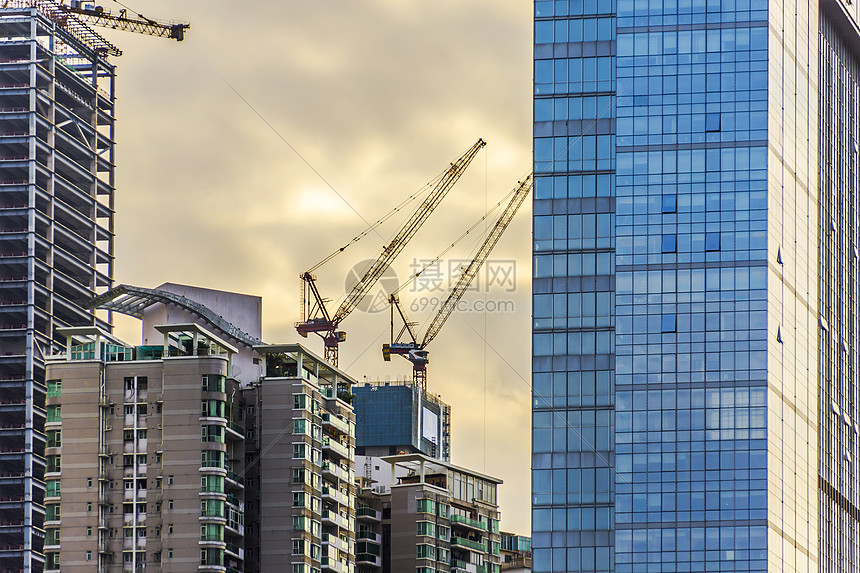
0,3,117,572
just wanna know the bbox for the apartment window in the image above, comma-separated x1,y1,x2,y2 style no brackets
86,527,92,537
293,419,307,435
47,405,61,422
292,539,306,556
86,477,92,487
168,525,173,535
47,379,61,397
168,500,174,510
293,394,308,410
416,544,436,560
155,453,162,464
85,551,92,561
416,498,436,514
167,549,173,558
86,502,92,512
125,377,135,390
168,475,174,485
292,492,305,507
124,405,134,415
156,402,162,414
47,430,61,448
293,443,307,460
292,468,305,484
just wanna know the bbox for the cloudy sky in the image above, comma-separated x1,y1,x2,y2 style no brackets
99,0,532,529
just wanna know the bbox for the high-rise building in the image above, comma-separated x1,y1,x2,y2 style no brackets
249,344,357,573
358,453,503,573
45,324,247,573
529,0,853,571
353,380,451,461
0,5,115,572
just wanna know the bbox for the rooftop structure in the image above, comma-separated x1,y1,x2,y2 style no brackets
353,378,451,462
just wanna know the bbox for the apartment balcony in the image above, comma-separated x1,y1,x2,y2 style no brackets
321,532,349,553
321,509,348,530
322,461,348,482
225,471,244,488
451,514,488,532
321,556,349,573
321,436,350,461
356,506,381,522
451,536,486,552
357,530,381,545
225,421,244,440
322,413,352,436
123,488,147,502
224,542,244,561
122,513,146,527
356,553,381,568
122,537,146,551
321,486,349,507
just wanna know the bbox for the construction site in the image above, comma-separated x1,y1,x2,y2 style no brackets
0,1,532,572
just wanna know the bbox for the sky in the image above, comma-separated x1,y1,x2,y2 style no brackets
96,0,533,530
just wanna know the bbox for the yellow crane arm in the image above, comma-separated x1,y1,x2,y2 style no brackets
59,4,189,41
421,173,532,347
330,138,486,325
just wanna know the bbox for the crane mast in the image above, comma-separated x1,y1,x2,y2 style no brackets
296,138,486,366
384,173,533,390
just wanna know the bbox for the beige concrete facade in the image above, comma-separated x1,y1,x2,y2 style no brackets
45,326,247,573
250,345,357,573
363,454,503,573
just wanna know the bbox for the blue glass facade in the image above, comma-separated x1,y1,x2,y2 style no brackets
533,0,832,571
353,382,451,460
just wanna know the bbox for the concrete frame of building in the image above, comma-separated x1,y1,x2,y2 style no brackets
0,5,116,572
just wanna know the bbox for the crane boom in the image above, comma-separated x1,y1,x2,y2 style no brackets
384,173,532,390
296,138,486,366
422,173,532,347
332,138,485,324
59,4,190,41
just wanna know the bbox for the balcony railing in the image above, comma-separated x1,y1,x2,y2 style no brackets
451,536,486,552
451,514,488,530
321,436,350,459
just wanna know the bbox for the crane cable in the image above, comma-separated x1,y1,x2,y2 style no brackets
391,184,517,297
305,170,444,274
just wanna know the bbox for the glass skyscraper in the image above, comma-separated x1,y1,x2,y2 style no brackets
531,0,859,571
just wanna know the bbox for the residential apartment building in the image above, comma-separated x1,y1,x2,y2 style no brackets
533,0,857,571
358,453,503,573
44,323,247,572
248,344,356,573
353,380,451,461
0,5,115,571
499,532,530,572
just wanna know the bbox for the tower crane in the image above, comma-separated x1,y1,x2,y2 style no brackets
383,173,532,391
60,1,190,43
296,139,486,367
8,1,190,57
